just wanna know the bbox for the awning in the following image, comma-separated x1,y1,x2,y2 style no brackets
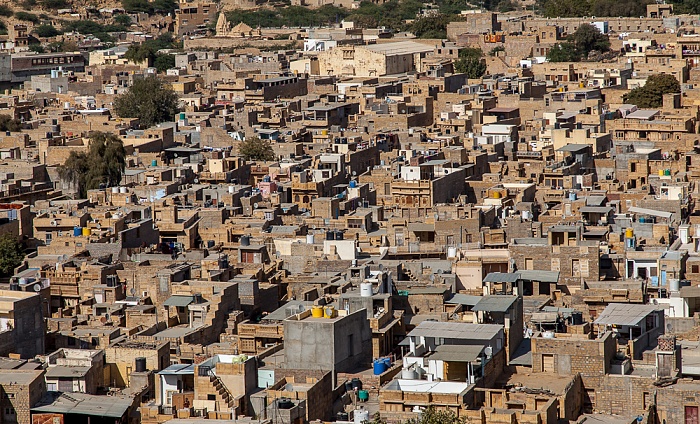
430,344,483,363
628,207,673,220
163,295,194,307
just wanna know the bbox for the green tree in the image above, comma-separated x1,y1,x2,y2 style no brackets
239,137,275,161
405,407,466,424
623,74,681,108
569,23,609,57
546,42,580,62
154,53,175,72
28,43,45,53
122,0,153,13
0,115,22,132
42,0,69,9
114,14,132,26
14,11,39,23
34,24,62,38
57,132,127,199
0,234,24,276
454,48,486,78
113,76,179,128
540,0,591,17
410,14,450,39
0,5,13,17
488,45,505,56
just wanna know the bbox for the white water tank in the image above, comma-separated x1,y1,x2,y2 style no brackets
119,187,127,194
228,185,235,194
354,408,370,424
670,278,680,292
360,282,373,297
401,368,418,379
111,187,119,193
306,234,314,244
522,210,532,221
447,246,457,258
543,331,555,339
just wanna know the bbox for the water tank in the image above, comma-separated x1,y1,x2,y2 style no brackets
73,227,82,237
639,216,646,223
401,368,418,379
119,187,127,194
447,246,457,258
306,234,314,244
323,305,336,318
349,180,357,188
625,228,634,238
659,169,665,176
337,411,349,421
670,278,681,292
228,186,235,194
135,357,147,372
491,191,502,199
665,169,671,176
326,231,334,241
522,210,533,221
360,283,373,297
240,235,250,246
354,408,369,424
568,191,577,201
381,357,391,368
542,331,555,339
277,398,294,410
151,159,158,167
110,186,118,194
335,230,344,240
311,305,324,318
263,175,271,182
82,227,91,236
351,378,362,390
373,359,388,375
358,390,369,402
18,277,27,286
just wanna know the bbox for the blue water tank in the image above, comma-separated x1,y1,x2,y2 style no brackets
73,227,82,237
373,360,388,375
349,180,357,188
639,217,646,223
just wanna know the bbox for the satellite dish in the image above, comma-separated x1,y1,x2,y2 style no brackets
352,171,357,176
253,202,259,209
33,283,41,292
379,264,384,271
130,288,136,295
436,269,443,275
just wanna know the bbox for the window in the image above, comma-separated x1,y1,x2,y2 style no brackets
178,306,185,313
693,265,699,274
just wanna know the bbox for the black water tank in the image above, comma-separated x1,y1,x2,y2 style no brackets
337,411,349,421
277,397,294,409
240,235,250,246
135,357,147,372
344,380,353,392
351,378,362,390
326,231,334,240
335,230,344,240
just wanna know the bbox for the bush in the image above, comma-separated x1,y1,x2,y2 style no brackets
0,115,22,132
0,5,13,17
34,24,62,37
14,11,39,23
410,14,451,39
114,14,132,26
42,0,69,9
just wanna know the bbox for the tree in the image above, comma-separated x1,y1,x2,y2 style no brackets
34,24,62,38
113,76,179,128
454,47,486,78
0,234,24,276
546,42,580,62
154,53,175,72
239,137,275,161
410,14,450,39
57,132,127,198
14,11,39,23
569,23,609,57
623,74,681,108
122,0,153,13
0,5,13,17
0,115,22,132
114,14,132,26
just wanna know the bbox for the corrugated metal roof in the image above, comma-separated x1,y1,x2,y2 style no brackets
407,322,501,340
483,272,519,283
163,295,194,307
430,345,483,363
471,295,518,313
445,294,482,306
593,303,658,327
517,270,560,283
32,392,133,418
628,206,673,220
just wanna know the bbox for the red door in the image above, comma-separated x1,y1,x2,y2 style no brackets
686,406,698,424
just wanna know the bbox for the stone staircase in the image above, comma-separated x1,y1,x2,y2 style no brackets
209,372,235,411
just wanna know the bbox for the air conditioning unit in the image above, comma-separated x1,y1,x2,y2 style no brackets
50,220,58,226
